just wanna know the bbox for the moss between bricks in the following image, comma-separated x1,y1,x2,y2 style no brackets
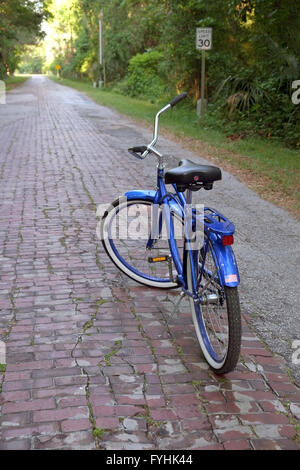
93,428,105,439
101,340,123,366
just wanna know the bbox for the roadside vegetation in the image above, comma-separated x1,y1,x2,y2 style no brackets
4,75,29,91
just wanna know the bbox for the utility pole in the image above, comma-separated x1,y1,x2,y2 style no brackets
99,9,103,88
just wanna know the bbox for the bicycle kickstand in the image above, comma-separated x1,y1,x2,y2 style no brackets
168,291,186,320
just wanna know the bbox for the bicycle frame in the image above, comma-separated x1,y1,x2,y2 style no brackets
125,98,240,294
103,94,242,374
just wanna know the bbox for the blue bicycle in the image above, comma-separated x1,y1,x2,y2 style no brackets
101,93,241,374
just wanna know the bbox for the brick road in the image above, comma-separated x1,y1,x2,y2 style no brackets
0,76,299,450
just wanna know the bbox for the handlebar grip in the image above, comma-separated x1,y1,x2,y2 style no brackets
169,92,187,108
128,146,148,160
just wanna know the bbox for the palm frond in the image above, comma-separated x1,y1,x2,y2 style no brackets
216,74,269,114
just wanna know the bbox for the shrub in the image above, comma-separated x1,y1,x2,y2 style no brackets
124,50,168,101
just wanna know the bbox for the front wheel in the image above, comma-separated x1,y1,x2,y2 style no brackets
100,198,183,288
187,241,241,374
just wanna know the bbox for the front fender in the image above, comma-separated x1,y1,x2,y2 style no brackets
124,190,157,202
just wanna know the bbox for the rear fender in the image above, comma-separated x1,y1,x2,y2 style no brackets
209,232,240,287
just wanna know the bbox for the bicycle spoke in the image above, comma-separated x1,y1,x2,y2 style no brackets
197,242,230,360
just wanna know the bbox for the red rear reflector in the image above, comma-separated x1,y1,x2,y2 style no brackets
222,235,234,246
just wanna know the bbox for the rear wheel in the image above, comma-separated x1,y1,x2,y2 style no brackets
187,239,241,374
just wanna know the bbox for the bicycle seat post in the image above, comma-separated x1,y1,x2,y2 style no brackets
186,188,192,205
157,153,164,170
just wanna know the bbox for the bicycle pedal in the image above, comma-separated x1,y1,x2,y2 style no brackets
148,255,175,282
148,255,169,263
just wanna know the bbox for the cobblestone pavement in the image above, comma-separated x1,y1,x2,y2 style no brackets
0,76,299,450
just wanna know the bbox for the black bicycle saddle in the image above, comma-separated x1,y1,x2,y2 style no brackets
165,159,221,190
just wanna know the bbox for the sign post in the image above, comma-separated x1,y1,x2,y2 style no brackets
55,64,61,77
196,28,212,117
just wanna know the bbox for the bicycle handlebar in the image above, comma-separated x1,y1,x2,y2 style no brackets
128,92,187,160
169,92,187,108
128,146,148,160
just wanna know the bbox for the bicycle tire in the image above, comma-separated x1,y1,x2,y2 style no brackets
187,241,241,374
101,198,183,288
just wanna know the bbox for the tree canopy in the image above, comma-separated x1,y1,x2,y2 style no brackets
0,0,50,79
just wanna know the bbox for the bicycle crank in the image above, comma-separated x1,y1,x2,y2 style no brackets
148,255,175,282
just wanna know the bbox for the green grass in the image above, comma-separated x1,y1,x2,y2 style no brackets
4,74,30,91
49,76,300,216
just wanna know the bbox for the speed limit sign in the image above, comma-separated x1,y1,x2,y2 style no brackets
196,28,212,50
196,28,212,117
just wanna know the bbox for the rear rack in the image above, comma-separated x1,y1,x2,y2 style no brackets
203,207,235,236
